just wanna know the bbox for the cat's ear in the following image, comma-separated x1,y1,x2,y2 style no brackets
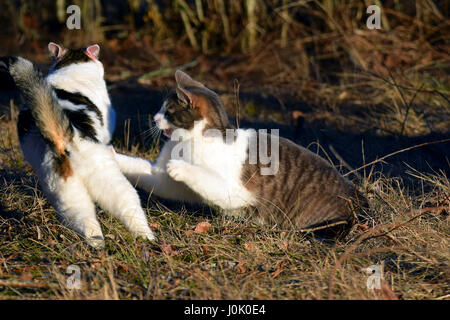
86,44,100,60
175,70,205,89
176,86,195,105
48,42,65,59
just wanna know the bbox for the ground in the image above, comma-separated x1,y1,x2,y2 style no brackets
0,70,448,299
0,1,449,299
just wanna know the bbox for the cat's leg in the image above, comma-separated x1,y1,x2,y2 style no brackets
41,171,105,249
137,165,203,202
112,149,153,186
113,149,202,203
21,137,104,248
166,159,254,210
78,146,156,241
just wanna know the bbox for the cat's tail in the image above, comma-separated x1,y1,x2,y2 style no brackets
0,56,74,178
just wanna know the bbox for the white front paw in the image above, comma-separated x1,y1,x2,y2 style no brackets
142,160,153,174
137,228,157,242
166,159,191,182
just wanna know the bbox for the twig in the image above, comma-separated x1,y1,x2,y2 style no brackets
177,0,199,49
361,206,447,242
328,205,446,299
298,220,349,233
268,220,349,234
0,279,58,289
358,68,450,99
215,0,231,47
343,139,450,177
234,79,241,128
400,83,425,136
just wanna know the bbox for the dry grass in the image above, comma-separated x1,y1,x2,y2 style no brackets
0,0,449,300
0,106,448,300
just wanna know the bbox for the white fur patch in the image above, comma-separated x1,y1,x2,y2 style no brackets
20,59,155,247
116,118,257,211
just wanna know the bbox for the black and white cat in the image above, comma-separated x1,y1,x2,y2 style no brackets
114,70,367,237
0,43,155,248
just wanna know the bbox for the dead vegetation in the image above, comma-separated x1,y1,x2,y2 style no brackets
0,123,448,299
0,0,449,300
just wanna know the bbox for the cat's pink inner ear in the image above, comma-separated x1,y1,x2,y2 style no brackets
48,42,63,59
86,44,100,60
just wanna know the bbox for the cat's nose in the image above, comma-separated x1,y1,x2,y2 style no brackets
153,114,161,122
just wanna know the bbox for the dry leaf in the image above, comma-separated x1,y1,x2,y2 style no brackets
236,262,246,274
244,242,256,252
271,261,286,278
20,272,33,282
202,246,210,255
377,282,398,300
149,223,160,231
90,262,101,271
279,240,289,251
194,221,212,234
36,226,41,240
292,110,304,120
160,243,179,256
357,223,370,231
338,91,348,100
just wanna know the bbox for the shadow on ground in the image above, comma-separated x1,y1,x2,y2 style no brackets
0,77,448,202
108,79,449,188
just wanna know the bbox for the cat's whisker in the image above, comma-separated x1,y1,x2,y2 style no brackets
142,125,161,141
154,128,162,144
152,126,161,137
144,126,162,144
141,128,152,139
150,126,161,139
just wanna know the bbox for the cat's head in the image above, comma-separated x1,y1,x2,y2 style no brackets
47,42,104,75
154,70,232,138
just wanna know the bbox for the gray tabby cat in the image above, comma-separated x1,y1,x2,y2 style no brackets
115,70,368,237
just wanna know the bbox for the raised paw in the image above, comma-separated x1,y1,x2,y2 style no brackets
166,159,191,182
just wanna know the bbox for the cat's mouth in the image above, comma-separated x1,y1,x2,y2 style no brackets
163,128,174,137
